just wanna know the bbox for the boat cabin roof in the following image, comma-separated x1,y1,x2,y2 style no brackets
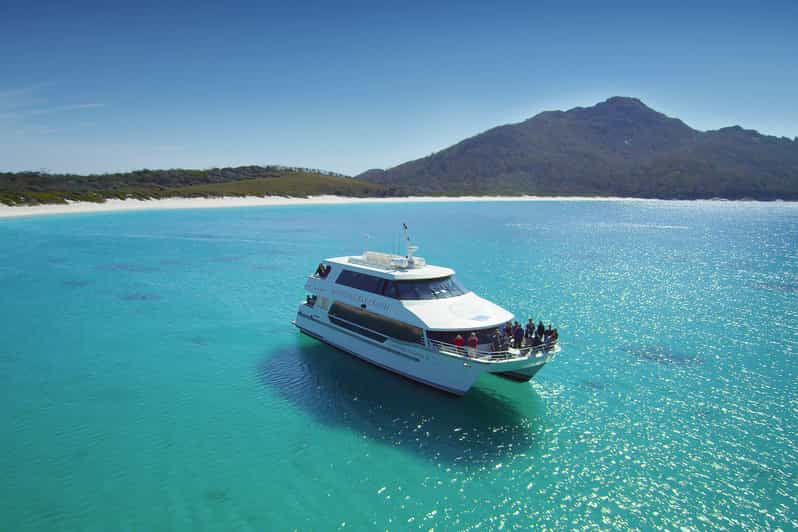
326,254,455,281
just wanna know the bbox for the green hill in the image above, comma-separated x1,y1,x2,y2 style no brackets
0,166,391,205
358,97,798,199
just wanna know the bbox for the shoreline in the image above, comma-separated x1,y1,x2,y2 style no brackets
0,195,794,219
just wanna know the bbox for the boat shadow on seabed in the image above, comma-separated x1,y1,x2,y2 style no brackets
257,335,548,466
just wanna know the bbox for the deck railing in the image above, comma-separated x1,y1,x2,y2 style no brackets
427,339,557,361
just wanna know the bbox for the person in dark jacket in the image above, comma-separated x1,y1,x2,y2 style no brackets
531,334,543,348
513,323,524,348
490,329,501,352
496,327,506,350
536,320,545,338
525,319,535,341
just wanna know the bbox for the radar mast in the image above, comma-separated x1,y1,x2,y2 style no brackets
402,223,419,265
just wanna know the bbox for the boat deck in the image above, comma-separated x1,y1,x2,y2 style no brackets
428,338,559,361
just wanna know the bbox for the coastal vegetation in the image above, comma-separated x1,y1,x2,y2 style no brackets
0,166,392,205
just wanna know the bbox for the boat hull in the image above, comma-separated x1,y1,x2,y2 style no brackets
494,365,546,382
295,313,482,394
294,311,554,395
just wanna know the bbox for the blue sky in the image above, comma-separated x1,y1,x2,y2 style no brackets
1,0,796,175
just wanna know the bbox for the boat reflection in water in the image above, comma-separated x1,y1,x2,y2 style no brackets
258,337,547,465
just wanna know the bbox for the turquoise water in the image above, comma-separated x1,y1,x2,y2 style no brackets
1,200,796,530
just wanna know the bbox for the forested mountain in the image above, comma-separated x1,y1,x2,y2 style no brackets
359,97,798,199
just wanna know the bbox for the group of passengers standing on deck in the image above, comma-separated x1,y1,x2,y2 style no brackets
494,319,558,351
451,319,558,356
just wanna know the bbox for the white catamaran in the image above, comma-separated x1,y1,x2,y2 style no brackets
293,228,559,395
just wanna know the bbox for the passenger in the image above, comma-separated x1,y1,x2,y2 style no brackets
525,319,535,341
315,263,326,277
324,265,332,277
531,334,543,348
513,322,524,348
504,321,513,339
453,334,465,349
490,329,501,352
497,327,508,351
537,320,545,338
551,328,559,344
467,332,479,357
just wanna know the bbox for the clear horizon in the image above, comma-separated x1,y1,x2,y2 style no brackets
1,0,796,176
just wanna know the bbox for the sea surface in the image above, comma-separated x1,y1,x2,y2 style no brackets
1,200,796,530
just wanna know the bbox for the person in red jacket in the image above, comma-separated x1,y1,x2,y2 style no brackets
466,332,479,357
453,334,465,354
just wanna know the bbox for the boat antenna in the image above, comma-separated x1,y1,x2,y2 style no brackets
402,223,418,263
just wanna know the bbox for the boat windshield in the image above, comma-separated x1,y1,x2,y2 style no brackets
393,276,469,300
335,270,469,300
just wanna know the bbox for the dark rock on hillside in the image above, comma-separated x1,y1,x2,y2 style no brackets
357,97,798,199
356,168,387,181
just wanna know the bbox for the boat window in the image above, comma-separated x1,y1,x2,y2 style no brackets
335,269,469,300
381,280,399,298
335,270,384,294
329,302,423,343
393,276,469,300
428,328,494,345
328,315,387,343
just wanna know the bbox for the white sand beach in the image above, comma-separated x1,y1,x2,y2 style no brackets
0,195,659,219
